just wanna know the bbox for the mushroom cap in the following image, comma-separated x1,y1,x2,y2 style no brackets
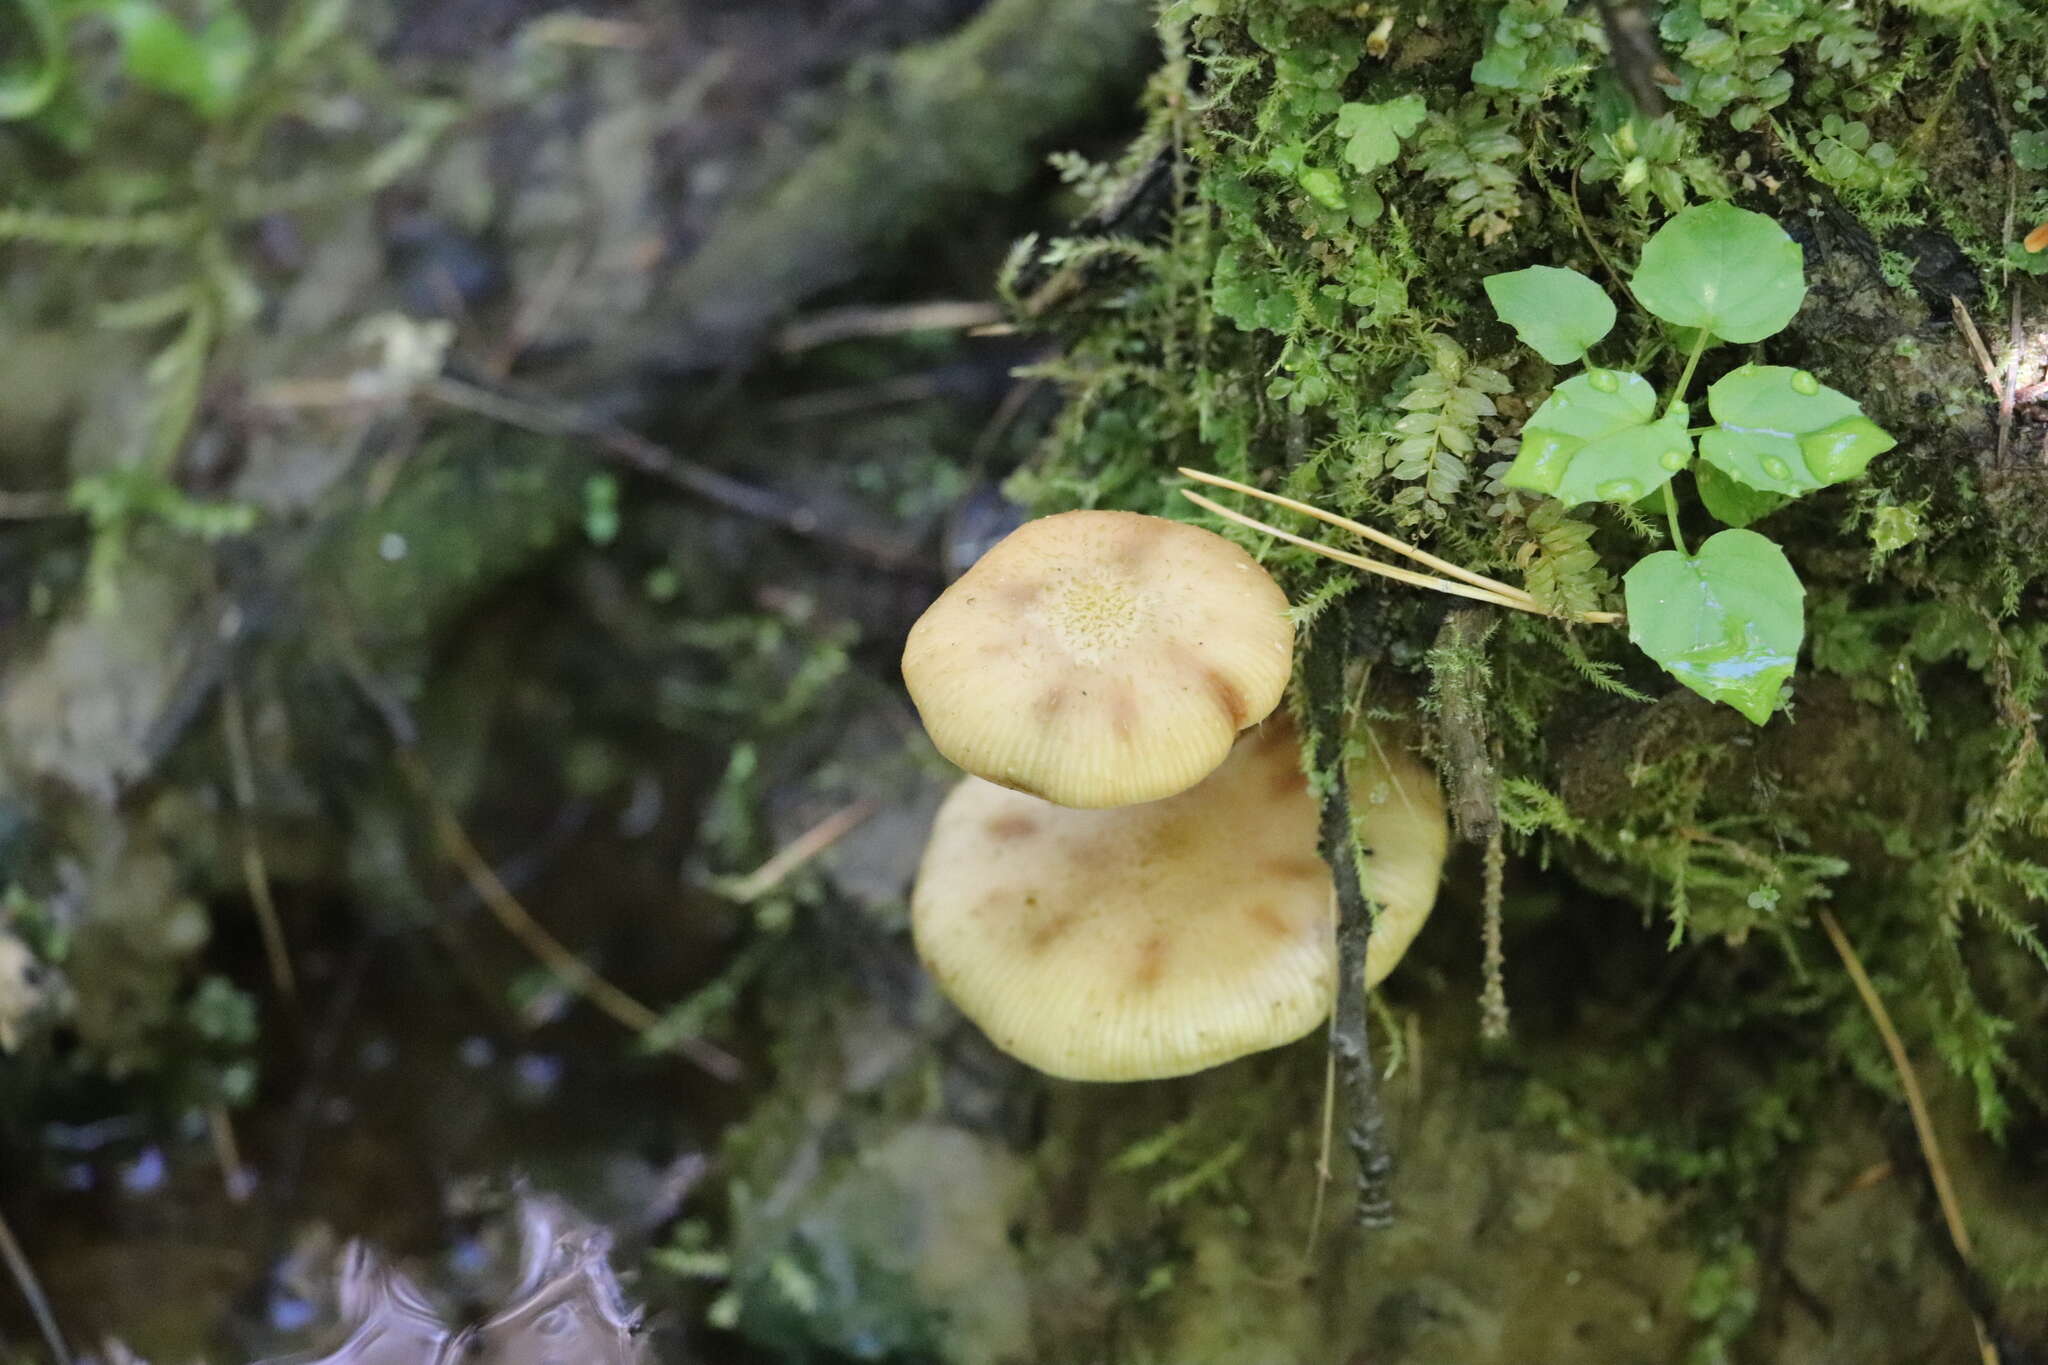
911,718,1448,1082
900,510,1293,808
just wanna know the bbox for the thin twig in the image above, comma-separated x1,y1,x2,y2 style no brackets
722,799,879,903
1179,466,1540,605
394,747,743,1081
1566,165,1634,305
1816,908,1999,1365
221,678,296,1000
1303,1042,1339,1260
0,1202,70,1365
0,491,75,520
766,372,947,424
1185,489,1622,624
775,300,1003,354
521,14,649,46
1998,289,2021,467
489,240,586,378
1182,490,1525,608
1952,296,2004,401
206,1106,253,1202
969,377,1045,465
428,377,925,572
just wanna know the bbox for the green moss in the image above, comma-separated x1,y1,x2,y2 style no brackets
1012,0,2048,1338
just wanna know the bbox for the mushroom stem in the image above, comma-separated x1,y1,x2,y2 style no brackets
1177,469,1623,626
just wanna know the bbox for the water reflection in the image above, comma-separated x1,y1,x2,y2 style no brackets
253,1197,644,1365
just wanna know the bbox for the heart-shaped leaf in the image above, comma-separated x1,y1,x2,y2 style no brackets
1624,529,1804,724
1631,202,1807,344
1504,371,1694,505
1700,364,1897,495
1336,95,1428,174
1483,266,1617,365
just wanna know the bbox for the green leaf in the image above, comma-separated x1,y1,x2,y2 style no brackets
1694,461,1787,527
98,0,255,121
2013,130,2048,171
1631,202,1807,344
1700,364,1896,495
1470,41,1527,91
1296,165,1347,210
1210,246,1294,332
1868,503,1922,554
1624,529,1804,724
1504,370,1694,504
1335,95,1428,174
0,0,63,120
1483,265,1617,365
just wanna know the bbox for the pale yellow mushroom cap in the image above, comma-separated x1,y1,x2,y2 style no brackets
900,510,1293,808
910,719,1449,1082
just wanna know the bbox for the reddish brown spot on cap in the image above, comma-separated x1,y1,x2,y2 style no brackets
1109,682,1140,741
1260,856,1326,884
1132,934,1168,989
1028,911,1078,952
1200,667,1249,730
1246,904,1294,939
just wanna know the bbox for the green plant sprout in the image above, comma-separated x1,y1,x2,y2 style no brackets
1488,200,1896,723
1184,203,1895,727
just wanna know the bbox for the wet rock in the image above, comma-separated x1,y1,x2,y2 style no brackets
261,1196,645,1365
729,1121,1032,1365
0,535,214,804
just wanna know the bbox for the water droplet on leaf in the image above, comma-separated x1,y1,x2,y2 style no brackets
1587,370,1620,393
1596,479,1641,501
1790,370,1820,395
1660,450,1689,470
1760,456,1793,480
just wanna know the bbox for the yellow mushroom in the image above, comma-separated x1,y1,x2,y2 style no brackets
910,718,1448,1081
900,509,1293,808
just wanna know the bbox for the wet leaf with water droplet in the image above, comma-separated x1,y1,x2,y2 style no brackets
1799,416,1894,484
1700,364,1895,496
1695,461,1788,528
1624,529,1804,724
1504,370,1692,504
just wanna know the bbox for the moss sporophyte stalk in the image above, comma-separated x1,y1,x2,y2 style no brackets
1184,202,1896,728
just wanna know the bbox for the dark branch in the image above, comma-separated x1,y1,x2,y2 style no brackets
1303,603,1394,1229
